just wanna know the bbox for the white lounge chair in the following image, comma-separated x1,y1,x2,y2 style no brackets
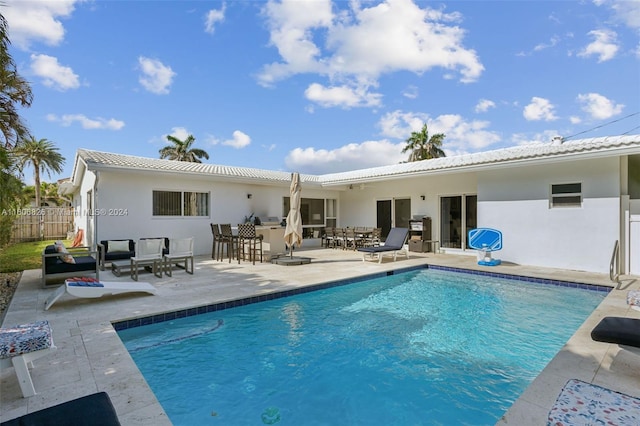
44,278,157,310
0,320,56,397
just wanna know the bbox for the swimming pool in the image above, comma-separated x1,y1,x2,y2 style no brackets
118,268,606,425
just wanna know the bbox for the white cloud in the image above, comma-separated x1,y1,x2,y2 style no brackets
512,130,562,145
402,85,418,99
222,131,251,149
578,29,619,62
46,113,125,130
166,127,191,141
378,110,501,152
533,35,560,52
259,0,483,107
3,0,78,50
576,92,624,120
304,83,382,108
523,97,558,121
205,4,226,34
285,140,406,174
596,0,640,30
378,110,430,139
138,57,176,95
30,54,80,91
474,99,496,113
570,116,582,124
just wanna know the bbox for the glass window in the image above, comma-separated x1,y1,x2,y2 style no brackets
184,192,209,216
550,183,582,208
283,197,325,225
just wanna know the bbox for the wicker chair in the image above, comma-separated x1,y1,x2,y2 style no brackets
219,224,237,263
210,223,221,260
237,223,263,265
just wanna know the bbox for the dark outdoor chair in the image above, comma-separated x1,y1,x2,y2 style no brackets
357,227,409,264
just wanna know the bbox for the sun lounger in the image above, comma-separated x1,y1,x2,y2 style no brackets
0,320,55,398
591,316,640,355
44,278,157,310
0,391,121,425
358,227,409,263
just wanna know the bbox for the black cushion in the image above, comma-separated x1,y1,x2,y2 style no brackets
44,255,96,274
0,392,121,426
591,317,640,347
358,246,401,253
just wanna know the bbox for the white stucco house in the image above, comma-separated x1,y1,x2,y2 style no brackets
59,134,640,275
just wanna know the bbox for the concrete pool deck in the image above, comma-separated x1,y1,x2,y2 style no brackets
1,248,639,425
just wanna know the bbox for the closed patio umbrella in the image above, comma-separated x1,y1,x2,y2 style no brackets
284,172,303,258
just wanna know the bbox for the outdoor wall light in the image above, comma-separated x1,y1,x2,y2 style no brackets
420,195,426,200
247,194,252,199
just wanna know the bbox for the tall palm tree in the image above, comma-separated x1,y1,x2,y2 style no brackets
13,137,65,207
159,134,209,163
0,11,33,149
401,124,446,162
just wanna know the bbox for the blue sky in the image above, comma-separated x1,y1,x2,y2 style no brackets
4,0,640,183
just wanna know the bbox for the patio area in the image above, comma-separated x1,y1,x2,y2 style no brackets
1,248,639,425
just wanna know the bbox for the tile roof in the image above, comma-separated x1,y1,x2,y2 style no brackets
77,134,640,187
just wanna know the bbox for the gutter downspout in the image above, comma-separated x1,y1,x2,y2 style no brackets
93,171,99,251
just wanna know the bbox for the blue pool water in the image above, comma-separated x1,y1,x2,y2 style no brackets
118,268,606,425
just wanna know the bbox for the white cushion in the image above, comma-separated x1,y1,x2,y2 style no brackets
107,240,130,253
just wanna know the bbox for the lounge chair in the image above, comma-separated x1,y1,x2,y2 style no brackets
591,316,640,355
358,227,409,263
44,277,157,310
0,320,56,398
0,391,121,425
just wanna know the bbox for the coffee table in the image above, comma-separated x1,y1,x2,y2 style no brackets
111,259,132,277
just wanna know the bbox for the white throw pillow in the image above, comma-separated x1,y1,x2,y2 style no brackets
107,240,130,253
55,243,76,264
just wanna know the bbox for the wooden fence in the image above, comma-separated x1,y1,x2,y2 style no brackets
9,207,74,243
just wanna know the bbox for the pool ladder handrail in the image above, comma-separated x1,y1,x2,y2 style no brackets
610,240,620,284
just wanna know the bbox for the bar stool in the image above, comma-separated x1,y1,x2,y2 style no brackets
237,223,263,265
210,223,221,260
219,224,237,263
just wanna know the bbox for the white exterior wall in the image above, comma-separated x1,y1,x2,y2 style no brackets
89,170,341,256
338,172,478,242
73,167,96,246
477,157,620,273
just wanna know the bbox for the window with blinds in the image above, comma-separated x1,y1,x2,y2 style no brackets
153,191,209,216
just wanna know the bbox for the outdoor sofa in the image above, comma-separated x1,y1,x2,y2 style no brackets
41,244,99,287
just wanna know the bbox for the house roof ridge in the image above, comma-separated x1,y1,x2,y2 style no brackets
75,133,640,185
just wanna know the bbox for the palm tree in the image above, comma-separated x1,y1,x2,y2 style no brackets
13,137,65,207
401,124,446,162
0,11,33,149
159,134,209,163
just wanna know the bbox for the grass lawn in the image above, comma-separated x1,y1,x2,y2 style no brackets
0,240,72,273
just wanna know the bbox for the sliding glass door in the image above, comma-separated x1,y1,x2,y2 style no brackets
440,195,477,249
